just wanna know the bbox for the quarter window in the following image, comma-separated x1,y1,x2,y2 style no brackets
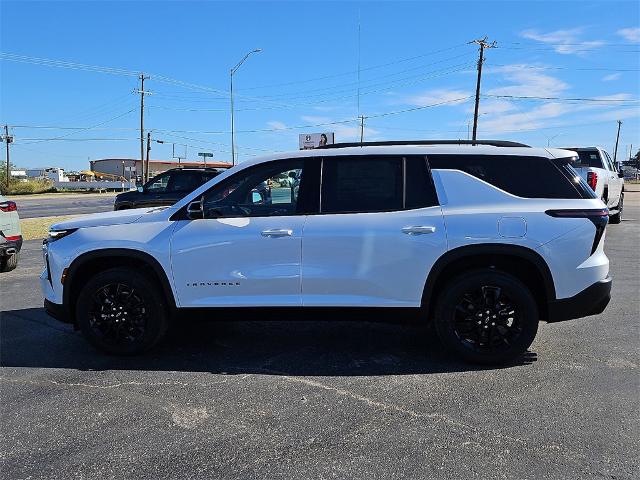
428,154,586,199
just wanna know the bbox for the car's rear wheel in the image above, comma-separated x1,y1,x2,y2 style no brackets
0,253,18,272
610,192,623,224
434,269,539,364
76,267,169,355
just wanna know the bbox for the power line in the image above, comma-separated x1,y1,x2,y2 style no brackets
483,94,639,103
18,109,138,145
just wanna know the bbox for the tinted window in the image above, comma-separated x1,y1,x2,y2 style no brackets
405,156,438,209
167,171,205,193
145,172,170,192
568,150,605,169
321,156,403,213
428,154,587,199
201,159,307,218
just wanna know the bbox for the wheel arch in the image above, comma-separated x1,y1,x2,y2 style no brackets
64,248,177,322
422,244,556,321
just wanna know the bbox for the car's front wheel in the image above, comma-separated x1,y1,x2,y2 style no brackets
76,267,169,355
434,269,539,364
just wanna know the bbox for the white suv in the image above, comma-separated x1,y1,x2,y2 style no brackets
41,141,612,364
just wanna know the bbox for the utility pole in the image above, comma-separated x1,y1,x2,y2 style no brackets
359,115,366,144
135,74,150,179
145,132,151,182
3,125,11,188
613,120,622,164
470,37,496,144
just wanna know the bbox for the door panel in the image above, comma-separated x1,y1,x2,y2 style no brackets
171,216,305,307
302,207,447,306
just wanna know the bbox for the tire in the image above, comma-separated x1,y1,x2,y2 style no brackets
609,192,623,224
0,253,18,272
76,267,169,355
434,269,539,364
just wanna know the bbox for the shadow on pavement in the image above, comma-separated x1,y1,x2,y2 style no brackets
1,307,537,376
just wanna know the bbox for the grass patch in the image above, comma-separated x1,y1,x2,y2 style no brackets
2,179,56,195
20,215,79,241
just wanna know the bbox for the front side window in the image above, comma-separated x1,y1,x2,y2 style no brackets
145,172,171,193
201,160,306,218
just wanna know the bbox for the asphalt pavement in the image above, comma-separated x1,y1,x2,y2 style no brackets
0,193,638,479
10,193,117,219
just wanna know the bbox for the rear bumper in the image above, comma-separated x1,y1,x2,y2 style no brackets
44,299,72,324
547,276,612,322
0,235,22,256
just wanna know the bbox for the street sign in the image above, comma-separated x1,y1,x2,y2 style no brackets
198,152,214,157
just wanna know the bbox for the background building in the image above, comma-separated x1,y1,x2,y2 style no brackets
89,158,232,181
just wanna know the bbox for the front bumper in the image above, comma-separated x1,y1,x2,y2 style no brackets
44,298,72,324
547,276,612,322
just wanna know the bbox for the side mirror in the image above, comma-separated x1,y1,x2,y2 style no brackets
137,186,144,193
618,169,625,178
186,197,204,220
288,171,297,179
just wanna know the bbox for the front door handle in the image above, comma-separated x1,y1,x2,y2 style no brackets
402,225,436,235
261,229,293,237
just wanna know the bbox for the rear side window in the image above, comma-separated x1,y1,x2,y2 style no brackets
428,154,590,199
321,156,403,213
167,171,204,193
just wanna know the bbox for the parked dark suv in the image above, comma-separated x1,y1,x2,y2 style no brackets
114,168,225,210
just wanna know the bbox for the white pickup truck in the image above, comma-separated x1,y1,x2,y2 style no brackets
562,147,625,224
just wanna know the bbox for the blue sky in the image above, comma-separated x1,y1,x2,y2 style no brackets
1,0,639,170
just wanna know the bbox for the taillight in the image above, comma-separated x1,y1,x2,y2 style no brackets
545,208,608,219
546,208,609,254
586,171,598,191
0,201,17,212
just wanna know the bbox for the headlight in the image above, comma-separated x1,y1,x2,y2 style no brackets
47,229,77,243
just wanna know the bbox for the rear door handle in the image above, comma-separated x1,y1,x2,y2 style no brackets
402,225,436,235
261,229,293,237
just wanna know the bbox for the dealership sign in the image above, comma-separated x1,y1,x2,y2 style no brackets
299,132,335,150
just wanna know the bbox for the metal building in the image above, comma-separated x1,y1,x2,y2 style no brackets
89,158,232,181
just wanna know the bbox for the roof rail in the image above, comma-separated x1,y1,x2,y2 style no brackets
316,140,531,149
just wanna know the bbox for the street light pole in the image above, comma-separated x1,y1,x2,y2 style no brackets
230,48,262,166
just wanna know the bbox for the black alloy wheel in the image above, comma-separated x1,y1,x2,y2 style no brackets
434,269,539,364
88,283,148,346
76,267,169,355
452,285,522,353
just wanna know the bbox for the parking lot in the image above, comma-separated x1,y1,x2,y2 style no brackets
1,190,638,479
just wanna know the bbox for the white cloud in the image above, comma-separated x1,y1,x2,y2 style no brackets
267,121,287,130
602,73,622,82
617,27,640,43
479,102,571,134
300,115,331,124
486,64,569,97
333,124,381,142
520,28,604,54
405,88,471,107
589,107,640,122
